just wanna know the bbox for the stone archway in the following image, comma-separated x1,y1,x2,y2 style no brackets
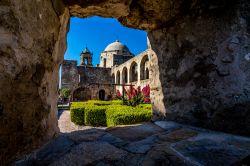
73,87,91,101
99,89,105,100
122,67,128,84
140,55,149,80
1,0,250,164
129,61,138,82
116,71,120,84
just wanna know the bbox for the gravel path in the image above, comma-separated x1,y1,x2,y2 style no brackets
58,109,106,133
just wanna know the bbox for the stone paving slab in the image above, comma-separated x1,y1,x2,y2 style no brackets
14,136,75,166
49,142,128,166
154,121,182,132
107,122,164,141
171,133,250,166
124,135,159,154
66,128,106,143
98,133,128,148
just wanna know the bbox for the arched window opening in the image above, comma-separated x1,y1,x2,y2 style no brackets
122,67,128,84
99,89,105,100
116,71,120,84
112,74,115,84
145,68,149,79
130,62,138,82
140,55,149,80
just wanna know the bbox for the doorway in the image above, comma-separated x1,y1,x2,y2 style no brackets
99,89,105,100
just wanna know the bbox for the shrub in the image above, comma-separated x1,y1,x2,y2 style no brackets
106,105,152,127
60,88,71,98
70,108,85,125
84,106,107,126
116,85,151,106
70,100,152,127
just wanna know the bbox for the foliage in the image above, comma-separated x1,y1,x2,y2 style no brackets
60,88,71,98
106,104,152,127
70,100,152,127
84,107,107,126
116,85,151,106
70,108,85,125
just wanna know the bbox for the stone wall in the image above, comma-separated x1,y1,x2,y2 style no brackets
73,84,113,101
148,0,250,135
0,0,69,164
61,60,79,91
78,67,112,85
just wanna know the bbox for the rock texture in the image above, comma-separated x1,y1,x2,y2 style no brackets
1,0,250,164
0,0,69,164
148,0,250,136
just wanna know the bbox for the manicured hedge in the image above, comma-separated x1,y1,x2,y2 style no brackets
70,100,152,127
70,108,85,125
106,105,152,127
84,107,107,126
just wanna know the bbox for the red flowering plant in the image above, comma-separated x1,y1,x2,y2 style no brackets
116,84,151,106
142,85,151,103
116,90,122,99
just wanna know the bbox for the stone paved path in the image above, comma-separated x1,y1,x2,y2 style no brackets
14,110,250,166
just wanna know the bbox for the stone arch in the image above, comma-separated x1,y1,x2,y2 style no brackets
72,87,91,101
129,61,138,82
2,1,249,164
140,55,149,80
122,67,128,84
145,67,149,79
116,71,120,84
111,74,115,84
99,89,105,100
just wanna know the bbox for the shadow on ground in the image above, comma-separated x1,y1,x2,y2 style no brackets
13,120,250,166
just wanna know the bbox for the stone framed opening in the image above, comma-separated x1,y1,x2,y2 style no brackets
116,71,120,84
129,61,138,82
1,0,250,164
140,55,149,80
73,87,91,101
122,67,128,84
99,89,105,100
111,74,115,84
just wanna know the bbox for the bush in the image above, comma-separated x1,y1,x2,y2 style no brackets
70,108,85,125
106,105,152,127
70,100,152,127
60,88,71,98
84,106,107,126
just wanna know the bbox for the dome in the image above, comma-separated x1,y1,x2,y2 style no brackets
104,40,130,52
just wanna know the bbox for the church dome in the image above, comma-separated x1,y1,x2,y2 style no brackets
104,40,130,52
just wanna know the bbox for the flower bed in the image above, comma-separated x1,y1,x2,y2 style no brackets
70,100,152,127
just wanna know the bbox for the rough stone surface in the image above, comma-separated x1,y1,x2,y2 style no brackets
50,142,128,166
124,135,158,154
148,0,250,136
154,121,181,132
107,122,164,141
171,133,250,166
0,0,69,164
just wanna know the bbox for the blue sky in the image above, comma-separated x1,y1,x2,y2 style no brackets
64,16,148,66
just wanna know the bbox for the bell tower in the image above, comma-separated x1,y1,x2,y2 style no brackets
80,47,93,66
